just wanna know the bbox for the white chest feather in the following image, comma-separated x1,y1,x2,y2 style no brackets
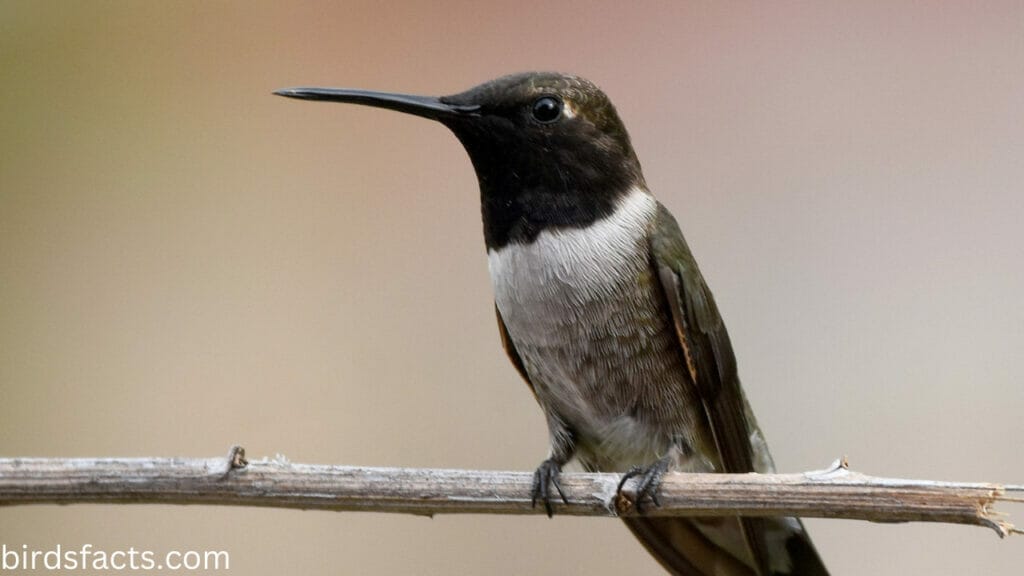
486,188,657,318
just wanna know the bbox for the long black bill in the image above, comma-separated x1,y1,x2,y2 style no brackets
273,87,478,121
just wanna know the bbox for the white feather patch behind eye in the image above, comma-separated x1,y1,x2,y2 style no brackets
561,100,576,119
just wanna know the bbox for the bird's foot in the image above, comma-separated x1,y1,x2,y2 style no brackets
531,458,568,517
616,457,672,514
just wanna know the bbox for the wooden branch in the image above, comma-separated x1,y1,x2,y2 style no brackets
1,447,1020,537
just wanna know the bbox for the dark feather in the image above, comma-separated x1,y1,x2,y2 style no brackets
649,203,829,576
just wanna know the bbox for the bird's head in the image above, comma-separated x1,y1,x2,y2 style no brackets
276,72,647,247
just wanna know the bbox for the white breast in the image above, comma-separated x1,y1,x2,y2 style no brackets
486,187,658,314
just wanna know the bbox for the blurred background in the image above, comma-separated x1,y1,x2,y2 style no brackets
2,1,1022,574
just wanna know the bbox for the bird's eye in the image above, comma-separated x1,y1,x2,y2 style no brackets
531,96,562,123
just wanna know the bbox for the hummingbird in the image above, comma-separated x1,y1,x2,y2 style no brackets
276,72,829,576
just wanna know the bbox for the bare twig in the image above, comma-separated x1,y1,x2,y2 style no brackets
0,447,1019,537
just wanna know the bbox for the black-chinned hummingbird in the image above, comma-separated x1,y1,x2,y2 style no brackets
276,72,829,576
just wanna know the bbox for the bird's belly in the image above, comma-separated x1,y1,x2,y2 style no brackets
487,201,709,471
502,282,694,469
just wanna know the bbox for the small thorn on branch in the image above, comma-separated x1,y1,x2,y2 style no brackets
228,445,248,470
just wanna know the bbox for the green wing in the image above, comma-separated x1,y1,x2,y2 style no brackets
648,203,772,575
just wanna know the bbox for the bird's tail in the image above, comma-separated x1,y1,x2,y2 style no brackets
624,515,828,576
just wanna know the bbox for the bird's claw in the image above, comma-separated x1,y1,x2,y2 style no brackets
531,458,568,517
616,458,671,513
